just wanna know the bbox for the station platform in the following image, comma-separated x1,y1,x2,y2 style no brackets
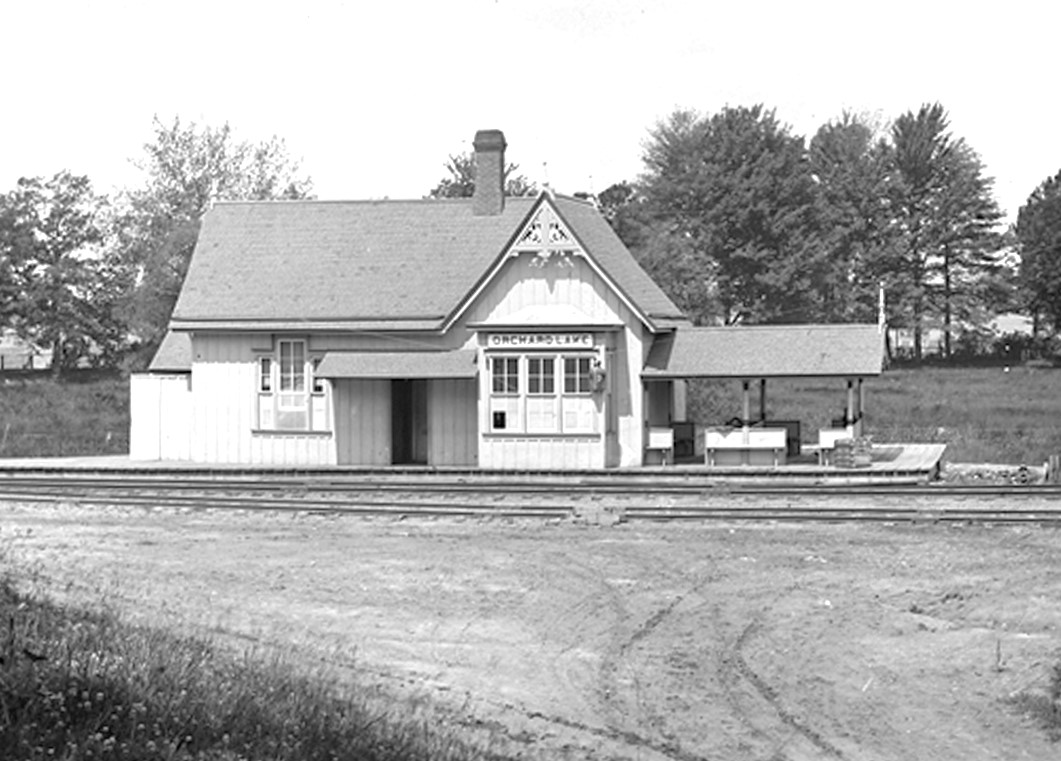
0,443,946,484
659,443,947,483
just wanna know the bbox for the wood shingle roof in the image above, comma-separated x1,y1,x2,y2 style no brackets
643,324,885,378
170,194,684,332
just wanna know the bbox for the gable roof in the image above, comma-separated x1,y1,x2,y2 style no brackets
643,324,884,378
444,193,684,332
170,194,684,332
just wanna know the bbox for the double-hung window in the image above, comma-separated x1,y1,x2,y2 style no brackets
525,356,557,432
257,339,329,431
489,356,520,431
277,339,307,429
562,356,596,432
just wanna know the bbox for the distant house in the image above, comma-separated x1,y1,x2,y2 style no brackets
0,329,52,371
887,312,1035,359
130,129,882,468
988,312,1033,337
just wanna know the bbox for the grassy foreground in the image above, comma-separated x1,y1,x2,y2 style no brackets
0,580,491,761
688,365,1061,464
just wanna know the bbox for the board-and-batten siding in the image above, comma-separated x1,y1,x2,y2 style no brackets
428,379,478,466
332,379,391,465
185,336,478,467
129,373,192,460
191,334,336,465
483,436,602,469
331,379,478,467
464,252,646,468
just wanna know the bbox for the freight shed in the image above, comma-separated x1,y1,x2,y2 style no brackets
130,129,885,470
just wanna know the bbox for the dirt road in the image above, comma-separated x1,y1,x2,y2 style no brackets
2,501,1059,760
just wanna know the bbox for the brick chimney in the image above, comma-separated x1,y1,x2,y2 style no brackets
472,129,506,216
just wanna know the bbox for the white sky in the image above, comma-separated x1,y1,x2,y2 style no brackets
1,0,1057,222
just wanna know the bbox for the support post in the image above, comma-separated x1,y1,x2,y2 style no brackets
858,378,864,431
759,378,767,422
846,380,855,432
741,380,751,450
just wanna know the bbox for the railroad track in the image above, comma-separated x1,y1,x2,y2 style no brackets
0,471,1059,524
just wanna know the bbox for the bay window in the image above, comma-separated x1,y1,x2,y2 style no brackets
488,353,599,434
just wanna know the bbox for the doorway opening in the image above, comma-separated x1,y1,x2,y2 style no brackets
391,379,427,464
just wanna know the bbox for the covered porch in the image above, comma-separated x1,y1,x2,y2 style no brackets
642,324,894,469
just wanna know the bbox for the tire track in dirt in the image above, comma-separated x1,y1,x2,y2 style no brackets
722,608,846,760
568,549,727,761
516,550,712,761
606,572,720,756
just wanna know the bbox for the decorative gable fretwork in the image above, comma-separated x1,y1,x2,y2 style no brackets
512,204,580,269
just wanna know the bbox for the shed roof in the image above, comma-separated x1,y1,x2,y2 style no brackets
148,331,192,372
171,194,684,332
316,350,477,379
643,324,884,379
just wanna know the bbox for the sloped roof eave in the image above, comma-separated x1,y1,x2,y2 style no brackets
169,318,447,333
441,194,546,332
547,199,656,332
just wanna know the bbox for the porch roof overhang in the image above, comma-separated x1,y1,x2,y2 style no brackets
642,324,884,380
316,350,478,379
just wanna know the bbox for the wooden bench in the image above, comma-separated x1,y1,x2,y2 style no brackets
647,426,675,465
705,426,787,466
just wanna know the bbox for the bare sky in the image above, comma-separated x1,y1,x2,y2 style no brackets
2,0,1056,221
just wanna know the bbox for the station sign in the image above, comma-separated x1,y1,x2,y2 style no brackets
486,333,593,349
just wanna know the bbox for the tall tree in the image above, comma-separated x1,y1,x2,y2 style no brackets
427,152,536,198
639,106,823,324
889,103,1003,359
0,172,130,375
115,116,313,366
809,113,899,323
596,181,654,251
1016,169,1061,333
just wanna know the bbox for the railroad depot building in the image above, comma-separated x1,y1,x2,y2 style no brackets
130,129,884,469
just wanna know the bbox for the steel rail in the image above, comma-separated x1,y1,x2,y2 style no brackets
0,473,1057,498
1,481,1060,525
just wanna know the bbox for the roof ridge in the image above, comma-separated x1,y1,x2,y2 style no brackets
212,196,541,207
690,323,880,331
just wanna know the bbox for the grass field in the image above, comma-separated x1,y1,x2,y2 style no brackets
0,372,129,458
1,365,1060,464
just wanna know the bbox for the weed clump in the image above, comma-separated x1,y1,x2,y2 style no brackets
0,581,489,760
1008,658,1061,742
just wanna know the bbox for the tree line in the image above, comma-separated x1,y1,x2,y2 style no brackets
596,103,1017,362
3,105,1061,376
0,117,312,376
